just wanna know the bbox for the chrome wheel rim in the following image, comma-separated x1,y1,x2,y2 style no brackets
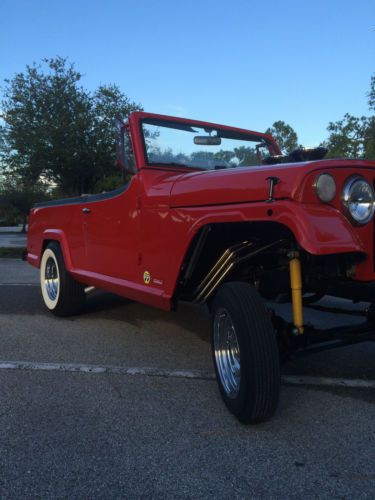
44,256,59,301
213,308,241,398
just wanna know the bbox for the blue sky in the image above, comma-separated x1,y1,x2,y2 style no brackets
1,0,374,146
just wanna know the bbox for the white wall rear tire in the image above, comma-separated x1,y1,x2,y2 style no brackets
40,242,86,316
40,248,61,310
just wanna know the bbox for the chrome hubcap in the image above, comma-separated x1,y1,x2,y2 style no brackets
213,308,241,398
44,257,59,301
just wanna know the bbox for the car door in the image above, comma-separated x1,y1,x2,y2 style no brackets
81,176,141,282
82,125,141,282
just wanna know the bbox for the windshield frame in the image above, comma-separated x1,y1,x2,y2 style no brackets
139,116,280,171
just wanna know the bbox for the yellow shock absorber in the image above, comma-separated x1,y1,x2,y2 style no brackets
289,251,304,335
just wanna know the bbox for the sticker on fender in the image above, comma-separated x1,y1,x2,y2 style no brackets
143,271,151,284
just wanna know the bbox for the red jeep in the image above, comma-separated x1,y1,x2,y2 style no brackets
27,112,375,423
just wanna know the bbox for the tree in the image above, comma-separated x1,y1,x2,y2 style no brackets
90,84,142,191
0,174,50,232
365,74,375,159
0,57,92,192
368,74,375,112
0,57,141,195
364,116,375,159
323,113,370,158
323,74,375,160
233,146,258,165
265,121,298,155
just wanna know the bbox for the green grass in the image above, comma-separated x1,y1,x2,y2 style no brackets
0,247,26,258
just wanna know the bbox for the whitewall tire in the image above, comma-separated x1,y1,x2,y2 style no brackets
40,248,61,310
40,242,86,316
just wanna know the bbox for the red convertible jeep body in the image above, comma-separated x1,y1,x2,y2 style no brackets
27,112,375,423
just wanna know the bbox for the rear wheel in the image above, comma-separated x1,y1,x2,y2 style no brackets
210,282,280,424
40,242,86,316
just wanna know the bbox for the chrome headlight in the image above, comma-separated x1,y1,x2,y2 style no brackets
342,176,375,224
315,173,336,203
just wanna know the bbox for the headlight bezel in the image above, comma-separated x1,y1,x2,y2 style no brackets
342,175,375,225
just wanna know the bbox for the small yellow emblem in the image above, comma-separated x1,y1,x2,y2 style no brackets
143,271,151,285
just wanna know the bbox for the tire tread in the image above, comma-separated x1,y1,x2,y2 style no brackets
211,282,280,423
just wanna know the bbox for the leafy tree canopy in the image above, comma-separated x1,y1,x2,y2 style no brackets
265,121,298,155
324,74,375,160
0,57,141,195
0,172,51,231
368,74,375,112
323,114,370,159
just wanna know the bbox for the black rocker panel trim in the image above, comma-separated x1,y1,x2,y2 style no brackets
34,183,129,208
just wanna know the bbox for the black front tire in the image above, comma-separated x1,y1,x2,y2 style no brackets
210,282,280,424
40,242,86,317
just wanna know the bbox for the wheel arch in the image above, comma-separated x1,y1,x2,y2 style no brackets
170,200,366,304
173,220,295,304
40,230,73,271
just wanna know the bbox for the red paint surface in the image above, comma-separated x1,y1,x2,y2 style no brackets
27,112,375,309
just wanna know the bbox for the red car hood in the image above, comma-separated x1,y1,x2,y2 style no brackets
170,162,314,207
169,159,375,208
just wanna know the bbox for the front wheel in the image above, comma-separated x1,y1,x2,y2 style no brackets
210,282,280,424
40,242,86,316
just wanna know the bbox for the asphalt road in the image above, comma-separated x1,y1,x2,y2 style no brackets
0,259,374,498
